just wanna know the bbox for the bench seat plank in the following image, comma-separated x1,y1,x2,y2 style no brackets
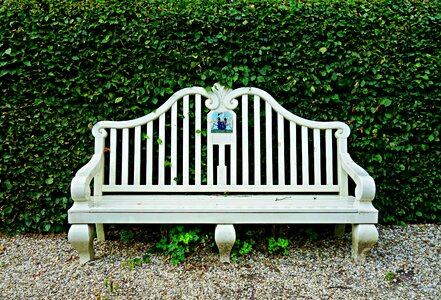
69,194,378,224
88,195,359,212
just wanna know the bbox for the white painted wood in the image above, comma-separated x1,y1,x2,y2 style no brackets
195,94,202,185
277,113,285,185
102,184,340,193
158,114,166,185
217,144,227,185
340,152,376,201
254,95,261,185
230,142,237,185
171,102,178,185
71,153,103,202
121,128,129,185
265,102,273,185
326,129,333,185
215,225,236,263
352,224,379,260
313,128,321,185
241,95,249,185
70,211,378,225
134,126,141,185
290,122,297,185
338,138,349,196
183,95,190,185
96,223,105,241
207,125,214,185
109,128,117,185
146,122,153,185
69,84,378,263
93,136,105,197
68,224,95,264
301,126,309,185
86,195,360,212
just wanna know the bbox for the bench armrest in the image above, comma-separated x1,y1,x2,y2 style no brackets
340,153,376,202
71,153,104,202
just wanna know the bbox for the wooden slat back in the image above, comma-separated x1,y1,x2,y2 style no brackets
99,86,347,193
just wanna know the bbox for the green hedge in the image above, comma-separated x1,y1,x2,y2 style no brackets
1,0,440,233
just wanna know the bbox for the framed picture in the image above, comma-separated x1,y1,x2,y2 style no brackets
211,111,233,133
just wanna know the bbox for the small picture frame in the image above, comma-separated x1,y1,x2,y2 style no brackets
211,111,233,133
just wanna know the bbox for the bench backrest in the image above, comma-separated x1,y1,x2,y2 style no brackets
91,84,351,196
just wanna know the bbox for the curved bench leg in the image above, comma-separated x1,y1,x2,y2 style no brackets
352,224,378,260
215,225,236,263
68,224,95,264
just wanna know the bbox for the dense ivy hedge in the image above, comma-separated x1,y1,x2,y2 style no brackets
1,0,440,233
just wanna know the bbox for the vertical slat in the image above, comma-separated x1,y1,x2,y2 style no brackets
122,128,129,185
109,128,117,185
207,138,213,185
290,123,297,185
134,126,141,185
301,126,309,185
242,95,249,185
183,95,190,185
254,96,261,185
277,113,285,185
158,114,166,185
230,142,237,185
146,122,153,185
195,94,202,185
326,129,333,185
171,102,178,185
265,102,273,185
218,144,227,185
314,128,321,185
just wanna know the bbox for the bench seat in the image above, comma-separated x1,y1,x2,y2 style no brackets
69,195,377,223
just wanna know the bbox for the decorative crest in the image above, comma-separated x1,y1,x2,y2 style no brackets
205,83,238,110
212,83,232,101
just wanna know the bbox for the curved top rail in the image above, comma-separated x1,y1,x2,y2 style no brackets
225,87,350,138
92,84,350,139
92,87,210,138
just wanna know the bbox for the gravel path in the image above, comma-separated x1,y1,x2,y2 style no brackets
0,224,439,299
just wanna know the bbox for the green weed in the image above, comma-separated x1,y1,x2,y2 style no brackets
268,237,289,256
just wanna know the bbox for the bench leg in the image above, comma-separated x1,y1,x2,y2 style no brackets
334,224,346,238
68,224,95,264
96,223,106,241
351,224,378,260
215,224,236,263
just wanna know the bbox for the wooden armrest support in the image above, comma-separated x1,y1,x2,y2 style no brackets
340,153,376,202
71,153,104,202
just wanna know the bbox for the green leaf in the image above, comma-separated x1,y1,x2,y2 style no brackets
318,47,327,54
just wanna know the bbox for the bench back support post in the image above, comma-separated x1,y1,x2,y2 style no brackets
337,135,349,197
93,134,106,197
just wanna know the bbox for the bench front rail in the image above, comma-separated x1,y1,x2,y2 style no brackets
68,84,378,264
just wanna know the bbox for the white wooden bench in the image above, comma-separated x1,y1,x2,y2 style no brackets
68,84,378,264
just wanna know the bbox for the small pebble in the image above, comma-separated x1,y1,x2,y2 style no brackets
0,224,439,299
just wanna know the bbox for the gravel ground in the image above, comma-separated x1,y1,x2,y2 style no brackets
0,224,440,299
